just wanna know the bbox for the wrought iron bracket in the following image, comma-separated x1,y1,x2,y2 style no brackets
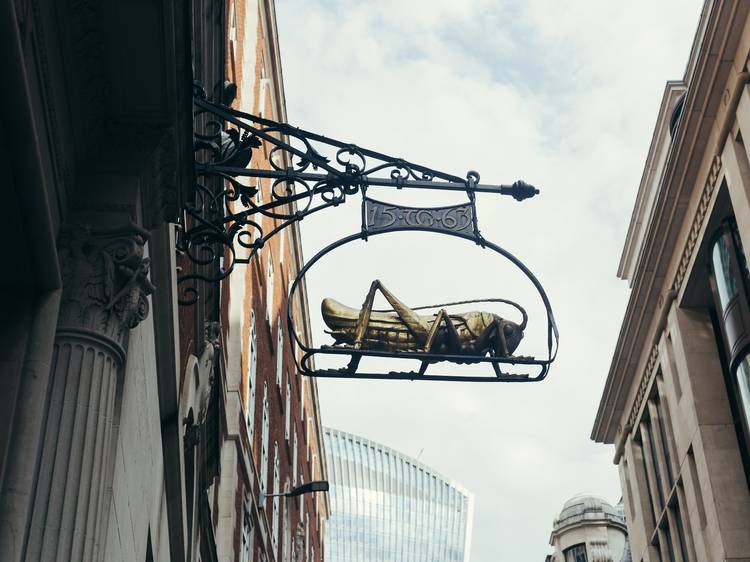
176,82,539,304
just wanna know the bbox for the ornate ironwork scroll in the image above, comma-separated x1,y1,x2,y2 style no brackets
177,82,538,304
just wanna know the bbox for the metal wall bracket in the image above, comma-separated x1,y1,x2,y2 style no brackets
176,82,538,304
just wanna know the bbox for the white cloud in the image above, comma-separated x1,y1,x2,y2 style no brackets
276,1,703,559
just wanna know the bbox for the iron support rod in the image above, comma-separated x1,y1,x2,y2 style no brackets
199,164,538,199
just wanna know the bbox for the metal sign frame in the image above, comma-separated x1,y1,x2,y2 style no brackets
287,192,559,382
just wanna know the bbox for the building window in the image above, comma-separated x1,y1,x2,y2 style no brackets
276,323,284,388
735,357,750,432
145,531,154,562
711,226,740,310
228,2,237,44
306,418,312,462
261,384,270,494
305,513,310,562
709,220,750,465
247,311,257,438
279,226,285,267
633,379,695,561
563,543,587,562
257,177,264,206
283,491,291,562
240,513,252,562
266,250,275,324
227,1,238,83
293,429,298,485
285,377,291,441
272,442,280,552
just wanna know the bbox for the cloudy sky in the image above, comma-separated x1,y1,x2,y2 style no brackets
276,1,704,560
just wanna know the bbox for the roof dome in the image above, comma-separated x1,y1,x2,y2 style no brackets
553,494,626,532
560,493,612,512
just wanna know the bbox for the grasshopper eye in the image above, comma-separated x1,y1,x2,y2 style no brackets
503,324,515,336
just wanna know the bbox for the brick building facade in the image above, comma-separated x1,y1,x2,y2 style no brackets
208,1,329,561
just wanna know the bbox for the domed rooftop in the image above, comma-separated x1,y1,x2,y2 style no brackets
553,494,626,532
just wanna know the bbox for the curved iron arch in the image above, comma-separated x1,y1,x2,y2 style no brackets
286,224,559,383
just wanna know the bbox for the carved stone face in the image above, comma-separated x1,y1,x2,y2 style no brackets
502,320,524,354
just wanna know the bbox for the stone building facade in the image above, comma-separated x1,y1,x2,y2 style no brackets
546,495,631,562
1,0,200,558
0,0,326,560
592,2,750,561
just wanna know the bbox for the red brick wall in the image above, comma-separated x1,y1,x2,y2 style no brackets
215,1,328,561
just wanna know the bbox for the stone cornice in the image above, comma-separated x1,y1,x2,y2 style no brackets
592,0,746,444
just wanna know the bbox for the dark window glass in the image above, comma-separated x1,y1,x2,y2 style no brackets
712,229,740,311
637,437,658,525
735,356,750,435
709,220,750,485
146,531,154,562
564,543,587,562
654,395,674,486
663,524,676,562
673,501,689,562
645,417,666,502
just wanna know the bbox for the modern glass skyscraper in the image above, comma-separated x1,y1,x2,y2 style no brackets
324,427,474,562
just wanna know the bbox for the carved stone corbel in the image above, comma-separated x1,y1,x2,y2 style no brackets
56,222,154,360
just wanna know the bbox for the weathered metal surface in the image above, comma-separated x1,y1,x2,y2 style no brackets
365,199,475,236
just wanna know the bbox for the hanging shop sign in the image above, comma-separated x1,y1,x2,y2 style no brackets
179,82,558,381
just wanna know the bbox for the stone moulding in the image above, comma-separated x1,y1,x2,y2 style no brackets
627,344,660,432
625,155,721,437
671,155,722,294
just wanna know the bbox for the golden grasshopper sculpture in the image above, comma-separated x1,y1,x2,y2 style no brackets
322,280,527,364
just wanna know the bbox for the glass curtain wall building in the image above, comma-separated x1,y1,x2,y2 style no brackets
324,427,474,562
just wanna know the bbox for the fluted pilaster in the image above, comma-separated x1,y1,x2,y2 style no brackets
25,224,153,562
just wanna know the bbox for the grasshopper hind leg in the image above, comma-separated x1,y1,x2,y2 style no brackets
344,353,362,375
352,280,432,349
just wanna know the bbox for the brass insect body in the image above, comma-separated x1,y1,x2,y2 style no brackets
321,280,527,360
